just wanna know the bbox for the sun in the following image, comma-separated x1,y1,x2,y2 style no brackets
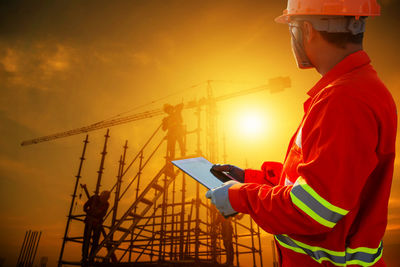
238,111,265,138
220,101,273,145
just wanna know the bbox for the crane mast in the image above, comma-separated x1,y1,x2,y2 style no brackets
21,76,290,146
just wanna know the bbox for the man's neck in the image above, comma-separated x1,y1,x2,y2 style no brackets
316,45,363,76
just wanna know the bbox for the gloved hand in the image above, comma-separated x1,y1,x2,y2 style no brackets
205,180,239,217
211,164,245,183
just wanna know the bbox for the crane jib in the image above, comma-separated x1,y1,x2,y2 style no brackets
20,77,290,146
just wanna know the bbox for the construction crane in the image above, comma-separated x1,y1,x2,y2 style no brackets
21,77,290,146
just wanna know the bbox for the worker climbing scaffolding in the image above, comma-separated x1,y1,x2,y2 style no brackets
206,0,397,266
162,103,186,160
82,190,110,266
218,216,234,266
210,206,236,266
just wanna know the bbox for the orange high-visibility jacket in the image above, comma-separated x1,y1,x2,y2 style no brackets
229,51,397,266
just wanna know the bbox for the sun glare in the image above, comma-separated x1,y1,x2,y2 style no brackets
238,111,265,138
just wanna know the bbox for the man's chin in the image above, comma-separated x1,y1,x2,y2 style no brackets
298,64,314,69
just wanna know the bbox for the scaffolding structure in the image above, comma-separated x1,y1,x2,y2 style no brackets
55,78,291,266
58,108,263,267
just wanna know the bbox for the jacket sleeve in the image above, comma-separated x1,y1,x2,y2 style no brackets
229,89,378,235
244,161,282,186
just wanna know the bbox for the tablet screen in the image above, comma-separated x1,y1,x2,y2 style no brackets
171,157,228,189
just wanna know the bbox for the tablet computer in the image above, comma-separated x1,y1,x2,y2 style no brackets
171,157,234,189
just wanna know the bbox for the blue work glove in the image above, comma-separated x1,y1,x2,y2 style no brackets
211,164,245,183
205,180,239,217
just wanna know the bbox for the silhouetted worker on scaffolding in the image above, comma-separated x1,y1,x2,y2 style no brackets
210,206,235,266
82,190,110,266
218,216,234,266
162,103,186,160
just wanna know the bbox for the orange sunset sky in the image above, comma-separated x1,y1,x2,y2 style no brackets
1,0,400,266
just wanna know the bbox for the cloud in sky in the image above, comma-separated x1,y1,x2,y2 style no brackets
0,42,73,91
1,48,18,72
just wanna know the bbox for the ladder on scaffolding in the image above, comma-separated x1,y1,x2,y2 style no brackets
94,164,180,261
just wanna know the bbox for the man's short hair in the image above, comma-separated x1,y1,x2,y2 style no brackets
319,31,364,49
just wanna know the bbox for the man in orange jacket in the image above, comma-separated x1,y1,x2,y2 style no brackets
206,0,397,266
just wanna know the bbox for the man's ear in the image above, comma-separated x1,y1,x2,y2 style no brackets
302,21,315,43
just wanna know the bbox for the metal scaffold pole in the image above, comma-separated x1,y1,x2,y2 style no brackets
26,231,36,266
18,230,42,267
206,80,218,163
19,230,32,267
178,172,186,259
206,199,210,261
234,218,240,267
111,154,123,241
195,181,200,261
58,135,89,267
131,148,142,262
17,230,29,265
95,129,110,195
170,171,176,260
30,231,42,266
195,105,202,156
113,140,128,230
250,218,257,267
257,225,263,267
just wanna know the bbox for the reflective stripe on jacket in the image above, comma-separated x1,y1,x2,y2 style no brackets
229,51,397,266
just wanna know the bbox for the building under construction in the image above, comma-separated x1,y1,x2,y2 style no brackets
21,78,290,266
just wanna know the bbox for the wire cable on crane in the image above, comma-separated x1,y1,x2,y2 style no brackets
96,80,259,124
99,81,208,122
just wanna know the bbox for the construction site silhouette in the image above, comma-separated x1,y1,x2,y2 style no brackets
24,78,291,266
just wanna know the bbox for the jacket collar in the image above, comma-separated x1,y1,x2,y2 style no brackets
307,50,371,98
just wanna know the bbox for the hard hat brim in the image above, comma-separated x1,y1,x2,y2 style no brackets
275,14,289,24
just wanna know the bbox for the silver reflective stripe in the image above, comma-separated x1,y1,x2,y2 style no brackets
291,184,344,224
285,177,294,186
295,128,302,148
275,235,345,265
275,235,383,266
346,243,384,264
